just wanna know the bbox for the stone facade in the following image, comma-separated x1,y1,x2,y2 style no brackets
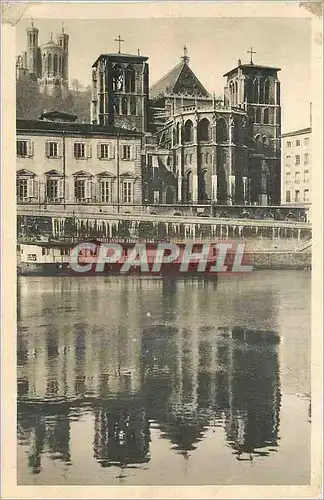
16,112,142,206
281,127,312,207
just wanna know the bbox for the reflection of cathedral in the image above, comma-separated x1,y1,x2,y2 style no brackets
18,278,282,473
91,44,281,205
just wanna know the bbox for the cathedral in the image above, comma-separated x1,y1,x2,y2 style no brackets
16,21,69,98
91,43,281,206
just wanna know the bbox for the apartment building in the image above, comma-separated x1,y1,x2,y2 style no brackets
281,127,311,206
16,111,143,206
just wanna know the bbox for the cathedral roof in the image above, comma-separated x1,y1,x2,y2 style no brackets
150,59,210,101
223,63,281,77
92,53,148,67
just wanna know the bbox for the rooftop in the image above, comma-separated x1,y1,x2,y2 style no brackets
281,127,312,138
17,119,143,137
92,53,148,67
223,63,281,77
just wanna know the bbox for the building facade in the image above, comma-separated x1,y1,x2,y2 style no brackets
16,112,142,206
16,21,69,97
281,127,312,206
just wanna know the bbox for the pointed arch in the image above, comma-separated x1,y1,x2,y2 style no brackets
125,65,136,93
255,108,261,123
53,54,58,75
198,118,210,141
184,119,194,143
112,64,123,91
216,117,228,143
47,53,52,76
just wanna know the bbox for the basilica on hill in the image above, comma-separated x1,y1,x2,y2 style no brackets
91,40,282,207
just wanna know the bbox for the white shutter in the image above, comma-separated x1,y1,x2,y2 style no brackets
27,178,34,198
86,144,92,158
97,143,102,159
57,141,62,158
85,179,91,199
27,140,34,157
45,141,50,157
120,145,124,160
109,144,115,159
131,145,136,160
58,179,64,199
33,179,39,201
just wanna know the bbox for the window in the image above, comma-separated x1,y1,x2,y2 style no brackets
295,171,300,183
286,190,291,202
304,137,309,145
46,178,63,202
286,172,291,184
216,117,228,143
17,140,33,157
295,155,300,165
184,120,194,143
147,154,152,167
99,143,110,159
304,153,309,165
122,145,132,160
255,108,261,123
74,178,92,202
17,179,28,201
198,118,210,141
263,108,269,124
295,190,300,202
296,139,300,146
122,181,133,203
74,142,86,159
286,155,291,166
100,180,112,203
304,170,310,183
304,189,309,202
45,141,59,158
287,141,291,148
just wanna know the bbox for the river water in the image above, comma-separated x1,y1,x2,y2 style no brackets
17,271,311,485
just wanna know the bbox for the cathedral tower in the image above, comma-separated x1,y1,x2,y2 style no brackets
26,21,41,77
91,39,149,132
223,50,281,205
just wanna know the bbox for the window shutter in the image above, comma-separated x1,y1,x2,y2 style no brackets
27,178,34,198
120,145,124,159
27,140,34,157
131,145,136,160
85,179,91,199
45,141,50,157
86,144,92,158
58,179,64,199
97,143,102,159
33,179,39,201
57,141,62,158
109,144,115,159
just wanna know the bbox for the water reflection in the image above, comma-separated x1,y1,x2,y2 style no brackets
17,274,310,482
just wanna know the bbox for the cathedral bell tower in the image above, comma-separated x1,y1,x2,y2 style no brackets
91,37,149,132
26,20,40,77
223,49,281,205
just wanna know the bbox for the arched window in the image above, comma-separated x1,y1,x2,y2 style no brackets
53,54,58,75
199,170,208,201
245,78,253,102
184,120,194,143
112,64,123,91
252,78,258,103
216,117,228,143
125,65,136,93
262,135,269,147
198,118,210,141
47,53,52,76
232,117,240,144
113,96,119,115
186,171,192,201
176,123,180,144
263,108,269,124
121,97,128,115
234,81,238,106
255,108,261,123
264,79,270,103
130,96,136,115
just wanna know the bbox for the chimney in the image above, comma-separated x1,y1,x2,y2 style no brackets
137,49,140,56
238,59,242,66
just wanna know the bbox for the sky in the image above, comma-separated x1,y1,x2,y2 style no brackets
16,16,312,133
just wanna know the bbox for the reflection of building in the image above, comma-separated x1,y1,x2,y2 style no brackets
18,277,282,473
16,21,69,97
93,398,150,467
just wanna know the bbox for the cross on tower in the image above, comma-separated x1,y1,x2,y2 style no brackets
247,47,256,64
114,35,125,54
